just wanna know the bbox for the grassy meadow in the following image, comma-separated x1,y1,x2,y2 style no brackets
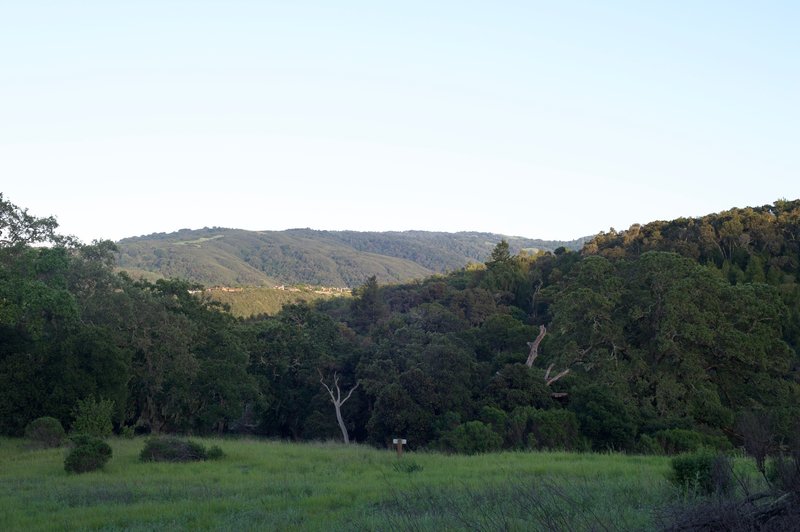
0,437,681,531
206,286,348,317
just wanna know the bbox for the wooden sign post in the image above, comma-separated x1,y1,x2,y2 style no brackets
392,438,407,457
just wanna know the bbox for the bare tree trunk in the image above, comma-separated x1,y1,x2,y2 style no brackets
525,325,547,367
319,371,359,444
525,327,572,392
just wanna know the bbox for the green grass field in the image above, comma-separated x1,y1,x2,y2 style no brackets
206,286,348,317
0,437,677,531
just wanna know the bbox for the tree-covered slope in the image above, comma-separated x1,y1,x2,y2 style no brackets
4,192,798,460
115,228,589,287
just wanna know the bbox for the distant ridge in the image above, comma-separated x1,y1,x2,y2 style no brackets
116,228,589,287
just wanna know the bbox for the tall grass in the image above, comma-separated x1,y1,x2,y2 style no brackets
0,437,673,530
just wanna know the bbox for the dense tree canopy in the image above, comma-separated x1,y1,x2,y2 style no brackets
1,195,798,455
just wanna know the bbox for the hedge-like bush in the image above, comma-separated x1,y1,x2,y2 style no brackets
64,435,112,473
71,397,115,438
139,437,224,462
655,428,731,455
24,417,66,448
438,421,503,454
670,450,733,495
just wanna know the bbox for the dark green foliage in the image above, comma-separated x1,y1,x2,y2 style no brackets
569,385,637,451
64,435,112,473
71,397,114,438
487,364,553,411
735,410,775,474
504,407,584,451
669,451,733,495
139,437,211,462
767,453,800,494
529,409,581,450
207,445,225,460
437,421,503,454
350,276,387,332
2,195,800,456
654,428,731,455
478,406,507,433
24,417,66,448
635,434,662,455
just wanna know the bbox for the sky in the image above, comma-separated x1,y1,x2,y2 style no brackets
1,1,798,243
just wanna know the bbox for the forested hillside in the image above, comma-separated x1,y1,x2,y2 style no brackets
1,193,798,458
115,227,588,287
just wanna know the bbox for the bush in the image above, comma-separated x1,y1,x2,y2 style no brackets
139,437,220,462
506,406,536,449
655,428,731,455
569,385,637,451
24,417,66,448
438,421,503,454
656,428,704,454
64,435,112,473
530,409,580,450
478,405,507,433
71,397,115,438
635,434,662,455
670,450,733,495
767,452,800,494
207,445,225,460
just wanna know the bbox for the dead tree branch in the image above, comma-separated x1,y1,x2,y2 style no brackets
525,325,547,367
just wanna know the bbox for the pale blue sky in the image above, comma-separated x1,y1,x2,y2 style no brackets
1,1,798,242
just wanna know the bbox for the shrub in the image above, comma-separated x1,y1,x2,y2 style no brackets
655,429,705,454
654,428,731,455
478,405,507,433
207,445,225,460
569,385,637,451
635,434,662,455
438,421,503,455
670,450,733,495
139,437,212,462
530,409,580,450
736,410,774,474
506,406,536,449
64,435,112,473
24,416,66,448
71,397,115,438
767,452,800,494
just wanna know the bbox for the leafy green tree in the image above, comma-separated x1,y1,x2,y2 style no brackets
349,275,388,332
486,364,553,411
0,193,64,247
569,384,637,451
487,240,511,265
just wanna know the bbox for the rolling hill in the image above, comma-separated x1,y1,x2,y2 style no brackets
115,228,589,287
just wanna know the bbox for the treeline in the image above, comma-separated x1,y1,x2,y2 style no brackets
1,194,798,455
